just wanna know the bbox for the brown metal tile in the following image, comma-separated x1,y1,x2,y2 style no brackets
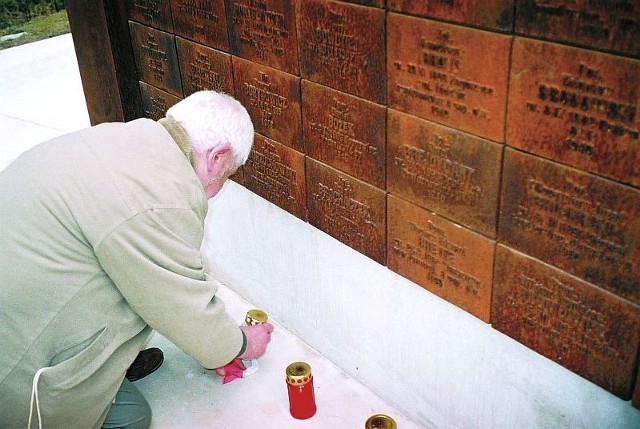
302,80,386,189
297,0,386,104
387,13,512,143
139,81,182,120
499,148,640,305
129,21,183,97
306,159,386,264
170,0,229,51
126,0,174,32
176,37,234,97
387,109,502,238
388,0,515,32
506,38,640,187
232,57,303,152
492,244,640,399
515,0,640,58
225,0,300,75
387,194,495,322
244,134,306,220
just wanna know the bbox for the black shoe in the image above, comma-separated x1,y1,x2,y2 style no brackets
126,347,164,382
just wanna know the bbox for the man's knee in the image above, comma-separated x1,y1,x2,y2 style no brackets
102,379,152,429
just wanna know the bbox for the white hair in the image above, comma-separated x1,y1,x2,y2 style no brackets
166,91,254,166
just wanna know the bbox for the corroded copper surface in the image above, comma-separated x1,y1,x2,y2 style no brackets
387,13,512,143
302,80,386,189
506,38,640,187
387,194,495,322
297,0,386,104
499,148,640,305
387,109,502,238
139,81,182,120
176,37,234,96
492,244,640,399
170,0,229,51
126,0,174,31
306,159,386,264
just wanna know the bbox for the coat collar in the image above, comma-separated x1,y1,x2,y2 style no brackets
158,117,194,167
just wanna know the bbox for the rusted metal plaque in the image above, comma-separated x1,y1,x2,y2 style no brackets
302,80,386,189
297,0,386,104
492,245,640,399
176,37,234,97
506,38,640,187
387,0,515,31
306,159,386,264
225,0,300,75
129,21,183,97
244,134,306,220
170,0,229,51
387,109,502,238
139,81,182,120
387,13,512,143
229,166,245,186
499,148,640,305
387,194,495,322
126,0,174,32
232,56,303,152
515,0,640,58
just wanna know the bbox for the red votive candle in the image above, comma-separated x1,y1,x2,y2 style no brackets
286,361,316,419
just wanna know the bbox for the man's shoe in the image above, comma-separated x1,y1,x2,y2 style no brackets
126,347,164,382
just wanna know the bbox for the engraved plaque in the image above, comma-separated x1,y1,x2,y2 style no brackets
176,37,234,97
492,245,640,399
129,21,183,97
506,38,640,187
139,81,182,120
499,148,640,305
225,0,300,75
297,0,386,104
244,134,306,220
306,159,386,264
230,166,245,186
340,0,385,7
388,0,515,31
515,0,640,58
302,80,386,189
170,0,229,51
387,194,495,322
126,0,174,31
387,109,502,238
232,56,303,152
387,13,512,143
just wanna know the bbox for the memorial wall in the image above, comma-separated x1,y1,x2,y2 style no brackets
110,0,640,408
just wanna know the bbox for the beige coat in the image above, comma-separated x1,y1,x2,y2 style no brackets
0,118,243,428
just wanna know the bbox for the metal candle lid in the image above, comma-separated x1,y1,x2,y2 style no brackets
286,361,312,384
365,414,397,429
245,309,268,325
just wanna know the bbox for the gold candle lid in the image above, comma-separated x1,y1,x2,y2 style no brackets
286,361,312,384
245,309,268,325
365,414,397,429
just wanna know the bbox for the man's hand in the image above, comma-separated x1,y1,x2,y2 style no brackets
238,322,274,360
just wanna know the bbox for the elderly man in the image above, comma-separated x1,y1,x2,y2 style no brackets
0,91,273,428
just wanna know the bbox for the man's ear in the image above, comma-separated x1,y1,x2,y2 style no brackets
206,144,233,174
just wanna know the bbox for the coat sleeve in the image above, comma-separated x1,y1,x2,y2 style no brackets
93,207,243,369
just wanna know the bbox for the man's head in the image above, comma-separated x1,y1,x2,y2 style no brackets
166,91,254,198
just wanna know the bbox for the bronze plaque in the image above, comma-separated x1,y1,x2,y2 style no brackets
492,245,640,399
139,81,182,120
232,56,303,152
126,0,174,31
515,0,640,58
387,109,502,238
302,80,386,189
230,166,245,186
306,159,386,264
340,0,385,7
388,0,515,31
225,0,300,75
297,0,386,104
170,0,229,51
129,21,183,97
499,148,640,305
387,194,495,322
244,134,306,220
387,13,512,143
506,38,640,187
176,37,234,97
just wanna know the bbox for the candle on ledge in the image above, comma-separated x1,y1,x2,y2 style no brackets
242,309,269,377
286,361,317,419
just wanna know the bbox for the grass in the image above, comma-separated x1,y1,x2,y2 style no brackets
0,10,70,50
